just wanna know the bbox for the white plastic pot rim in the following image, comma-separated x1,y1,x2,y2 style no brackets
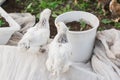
55,11,99,34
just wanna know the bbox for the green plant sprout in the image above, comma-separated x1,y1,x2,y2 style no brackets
79,19,87,31
101,18,120,29
101,19,113,24
0,19,5,27
52,4,72,18
114,22,120,28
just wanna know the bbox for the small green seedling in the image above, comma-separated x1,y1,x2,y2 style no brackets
79,19,87,31
52,4,72,18
0,19,5,27
101,19,113,24
115,22,120,28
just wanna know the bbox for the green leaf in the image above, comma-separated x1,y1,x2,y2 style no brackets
115,22,120,28
79,19,87,31
0,19,5,27
26,3,32,10
52,14,58,18
40,1,48,9
101,19,112,24
49,2,58,9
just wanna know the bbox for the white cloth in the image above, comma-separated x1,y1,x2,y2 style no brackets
0,45,49,80
0,45,99,80
7,13,35,45
92,29,120,80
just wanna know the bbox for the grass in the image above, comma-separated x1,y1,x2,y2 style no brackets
115,22,120,28
18,0,92,19
101,18,120,29
101,19,113,24
15,0,120,30
22,0,63,19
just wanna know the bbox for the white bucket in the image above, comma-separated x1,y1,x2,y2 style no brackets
0,7,20,44
55,11,99,62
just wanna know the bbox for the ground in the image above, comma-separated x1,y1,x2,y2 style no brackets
1,0,120,38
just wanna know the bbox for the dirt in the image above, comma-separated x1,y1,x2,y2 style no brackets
66,21,92,31
49,17,57,38
2,0,24,13
0,16,9,27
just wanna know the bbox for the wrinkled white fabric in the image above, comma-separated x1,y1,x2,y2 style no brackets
0,45,49,80
9,13,35,33
92,29,120,80
7,13,35,45
0,45,99,80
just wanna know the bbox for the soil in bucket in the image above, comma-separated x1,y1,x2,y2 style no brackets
66,19,92,31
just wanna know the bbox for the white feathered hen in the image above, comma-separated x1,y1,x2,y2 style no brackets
18,9,51,52
46,22,72,79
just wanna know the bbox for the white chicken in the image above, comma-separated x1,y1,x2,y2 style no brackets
18,8,51,52
46,22,72,80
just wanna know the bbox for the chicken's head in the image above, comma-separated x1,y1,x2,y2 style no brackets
56,22,68,33
40,8,51,20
